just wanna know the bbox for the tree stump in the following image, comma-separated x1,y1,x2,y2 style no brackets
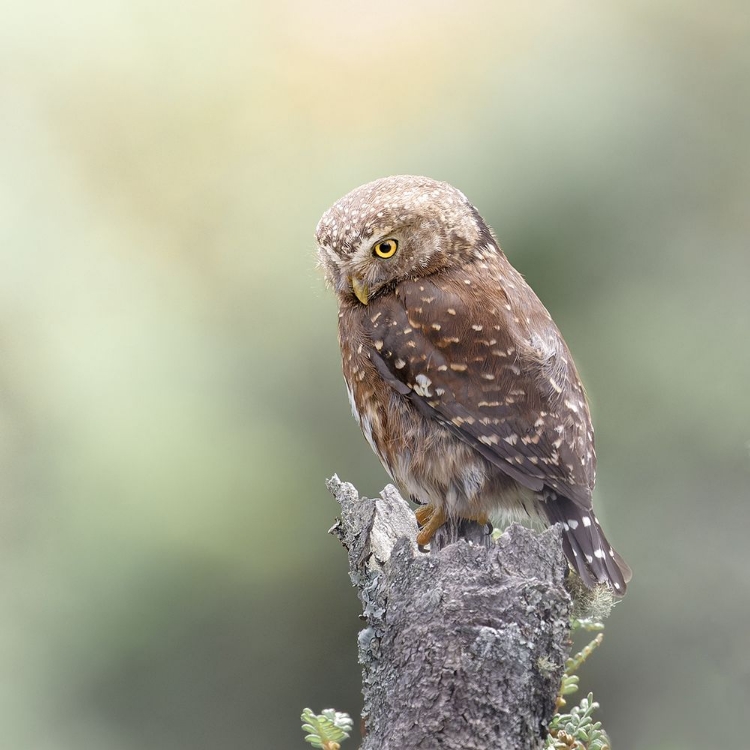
327,476,572,750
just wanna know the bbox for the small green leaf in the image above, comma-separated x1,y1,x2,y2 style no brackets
301,708,353,749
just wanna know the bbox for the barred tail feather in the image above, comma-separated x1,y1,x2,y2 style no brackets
543,493,631,594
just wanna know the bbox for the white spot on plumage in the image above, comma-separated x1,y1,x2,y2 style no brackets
361,415,377,454
394,358,406,369
450,363,468,372
346,384,358,420
582,516,592,528
471,324,483,331
568,519,579,530
414,373,433,397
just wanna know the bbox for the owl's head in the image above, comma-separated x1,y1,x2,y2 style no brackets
316,175,493,305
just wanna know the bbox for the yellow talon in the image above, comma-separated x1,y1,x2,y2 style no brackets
415,504,447,546
414,505,490,546
414,504,434,526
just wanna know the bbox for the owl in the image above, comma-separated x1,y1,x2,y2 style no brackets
316,175,630,593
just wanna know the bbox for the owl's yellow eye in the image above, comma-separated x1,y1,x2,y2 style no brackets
373,238,398,259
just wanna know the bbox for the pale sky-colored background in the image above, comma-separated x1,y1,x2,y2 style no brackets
1,1,749,748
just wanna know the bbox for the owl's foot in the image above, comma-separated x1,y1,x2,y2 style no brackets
415,504,447,547
415,505,491,546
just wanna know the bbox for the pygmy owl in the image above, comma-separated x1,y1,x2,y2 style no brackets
316,175,630,593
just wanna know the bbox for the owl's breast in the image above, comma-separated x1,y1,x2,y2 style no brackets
338,296,450,482
338,302,400,477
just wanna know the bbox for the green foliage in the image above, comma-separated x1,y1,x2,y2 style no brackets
301,708,353,749
546,619,611,750
547,695,610,750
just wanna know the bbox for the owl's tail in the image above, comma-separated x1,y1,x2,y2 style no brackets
543,493,631,594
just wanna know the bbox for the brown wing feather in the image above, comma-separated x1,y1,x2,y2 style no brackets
364,265,595,509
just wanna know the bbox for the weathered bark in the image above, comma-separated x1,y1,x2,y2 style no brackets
327,476,572,750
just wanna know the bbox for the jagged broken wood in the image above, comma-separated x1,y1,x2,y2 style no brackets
327,476,572,750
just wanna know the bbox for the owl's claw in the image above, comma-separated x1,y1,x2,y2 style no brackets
414,504,434,527
415,505,492,546
415,504,447,546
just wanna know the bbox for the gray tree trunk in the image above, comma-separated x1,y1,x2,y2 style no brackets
327,476,572,750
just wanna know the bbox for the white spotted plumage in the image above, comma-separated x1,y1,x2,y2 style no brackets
317,175,631,593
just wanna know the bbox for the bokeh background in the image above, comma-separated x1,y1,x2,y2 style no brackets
1,1,749,748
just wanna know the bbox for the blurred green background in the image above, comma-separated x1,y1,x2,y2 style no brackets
1,1,749,748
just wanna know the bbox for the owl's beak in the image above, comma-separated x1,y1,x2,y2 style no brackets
350,276,369,305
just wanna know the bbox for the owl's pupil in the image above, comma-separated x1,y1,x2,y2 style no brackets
379,241,393,254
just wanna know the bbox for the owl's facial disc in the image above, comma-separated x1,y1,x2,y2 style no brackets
316,175,487,305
